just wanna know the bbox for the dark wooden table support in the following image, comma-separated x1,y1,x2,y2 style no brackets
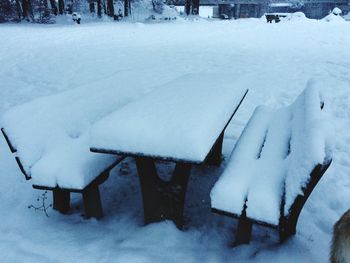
205,131,224,166
136,157,192,229
83,184,103,219
235,209,253,245
34,157,124,219
53,189,70,213
279,161,332,242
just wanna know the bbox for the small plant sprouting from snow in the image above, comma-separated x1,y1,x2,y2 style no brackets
28,191,52,217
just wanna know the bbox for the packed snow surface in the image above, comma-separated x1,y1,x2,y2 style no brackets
210,84,332,225
0,18,350,262
322,13,345,22
90,73,247,163
287,12,307,21
332,7,342,15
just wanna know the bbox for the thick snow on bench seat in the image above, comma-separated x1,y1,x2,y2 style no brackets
90,73,247,163
211,85,331,225
1,84,148,189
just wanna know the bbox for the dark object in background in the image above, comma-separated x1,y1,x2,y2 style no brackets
114,8,123,20
152,0,164,14
184,0,199,16
266,14,280,23
124,0,130,17
89,0,95,14
72,12,81,24
107,0,114,17
331,209,350,263
97,0,101,17
58,0,64,15
49,0,58,16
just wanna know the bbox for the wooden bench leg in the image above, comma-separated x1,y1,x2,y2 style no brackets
279,222,296,242
83,185,103,219
53,189,70,214
205,131,224,166
136,157,191,229
279,162,332,242
235,213,253,246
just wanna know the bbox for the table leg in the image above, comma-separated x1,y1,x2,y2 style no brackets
135,157,192,229
83,184,103,219
53,189,70,214
205,131,224,166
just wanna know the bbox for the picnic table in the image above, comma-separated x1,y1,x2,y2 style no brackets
90,74,248,228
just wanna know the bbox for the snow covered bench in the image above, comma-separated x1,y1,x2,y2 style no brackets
210,85,332,245
0,84,146,219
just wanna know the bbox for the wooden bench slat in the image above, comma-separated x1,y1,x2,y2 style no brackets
1,128,17,153
246,109,292,225
210,106,273,218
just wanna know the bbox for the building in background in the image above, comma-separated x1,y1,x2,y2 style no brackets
167,0,350,19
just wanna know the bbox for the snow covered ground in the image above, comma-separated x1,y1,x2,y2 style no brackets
0,18,350,262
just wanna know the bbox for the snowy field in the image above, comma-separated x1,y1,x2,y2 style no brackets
1,18,350,262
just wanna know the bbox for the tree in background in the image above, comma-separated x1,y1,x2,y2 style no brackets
49,0,58,15
15,0,22,20
1,0,168,23
185,0,190,15
0,0,17,22
0,0,53,23
102,0,107,15
33,0,52,23
70,0,86,14
107,0,114,17
58,0,64,14
22,0,34,21
89,0,95,14
97,0,102,17
124,0,130,16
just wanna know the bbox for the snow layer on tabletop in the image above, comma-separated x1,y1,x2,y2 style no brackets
90,73,247,163
211,84,331,225
1,83,149,189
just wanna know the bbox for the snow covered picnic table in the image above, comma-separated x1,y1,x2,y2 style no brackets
90,74,249,227
1,83,151,219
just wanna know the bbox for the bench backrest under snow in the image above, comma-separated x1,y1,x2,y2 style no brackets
210,85,332,245
1,83,149,218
